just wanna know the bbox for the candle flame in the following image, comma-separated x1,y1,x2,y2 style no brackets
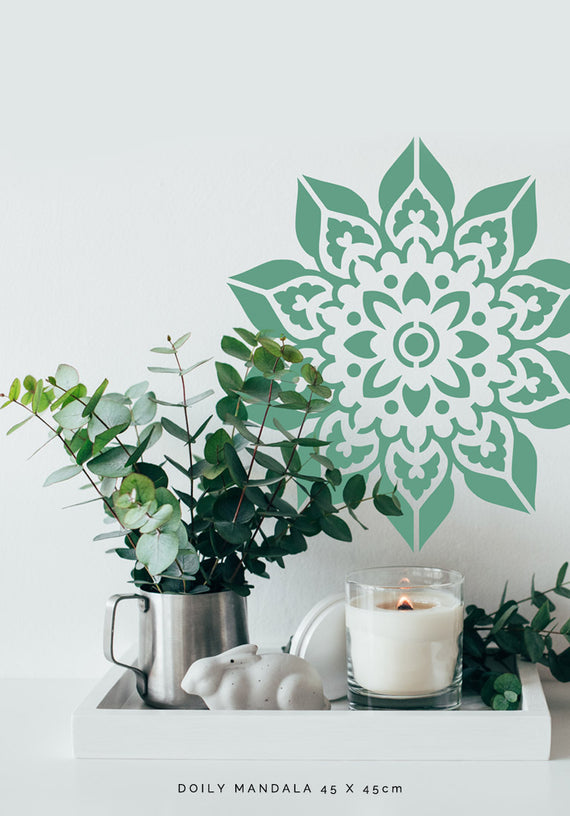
397,595,414,610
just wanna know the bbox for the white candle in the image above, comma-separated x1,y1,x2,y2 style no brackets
346,588,463,695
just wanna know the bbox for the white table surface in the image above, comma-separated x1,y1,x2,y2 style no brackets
1,672,569,816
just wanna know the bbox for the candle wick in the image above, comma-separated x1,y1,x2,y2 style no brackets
397,599,413,610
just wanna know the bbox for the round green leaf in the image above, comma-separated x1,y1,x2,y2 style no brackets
53,400,87,430
213,487,255,523
133,462,168,488
139,503,174,533
126,381,149,399
55,364,80,391
216,395,247,422
87,446,135,477
282,345,303,363
132,392,157,425
87,396,131,441
154,487,181,531
136,531,179,574
494,673,522,695
119,473,156,505
204,428,232,464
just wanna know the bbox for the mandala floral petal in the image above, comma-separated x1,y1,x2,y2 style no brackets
316,412,380,474
383,438,453,549
453,413,536,512
230,260,334,344
379,139,454,251
501,348,570,428
295,176,381,279
453,178,536,278
500,259,570,341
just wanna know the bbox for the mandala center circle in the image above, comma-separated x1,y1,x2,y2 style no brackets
404,332,429,357
394,321,440,368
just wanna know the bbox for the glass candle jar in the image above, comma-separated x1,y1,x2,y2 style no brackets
346,566,464,710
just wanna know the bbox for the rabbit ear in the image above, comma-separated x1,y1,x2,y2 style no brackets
224,644,259,657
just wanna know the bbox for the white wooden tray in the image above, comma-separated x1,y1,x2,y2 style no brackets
72,657,551,760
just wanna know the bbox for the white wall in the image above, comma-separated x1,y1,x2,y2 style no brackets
1,0,570,678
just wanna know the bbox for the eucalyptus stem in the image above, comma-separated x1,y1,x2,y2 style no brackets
174,558,187,593
169,336,195,535
50,382,133,459
488,580,570,618
230,383,314,583
7,397,162,593
231,355,281,525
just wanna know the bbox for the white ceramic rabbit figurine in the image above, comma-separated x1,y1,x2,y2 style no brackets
180,644,331,710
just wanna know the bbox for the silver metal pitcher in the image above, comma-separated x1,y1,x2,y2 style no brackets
104,589,249,708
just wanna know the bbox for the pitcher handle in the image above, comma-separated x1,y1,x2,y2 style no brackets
104,593,149,696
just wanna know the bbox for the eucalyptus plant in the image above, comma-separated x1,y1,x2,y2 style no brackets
464,563,570,706
1,330,402,595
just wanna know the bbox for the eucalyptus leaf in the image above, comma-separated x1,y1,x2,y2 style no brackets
7,416,32,435
224,443,248,486
147,366,180,374
257,336,282,357
8,378,21,401
94,529,129,541
234,327,258,346
221,335,251,362
222,413,259,443
173,331,192,349
139,503,174,533
44,464,82,487
134,462,169,488
524,627,545,662
556,562,568,588
82,379,109,417
136,531,179,575
124,504,153,528
55,364,80,390
531,601,552,631
301,363,322,385
124,430,153,467
162,416,191,443
88,446,135,477
343,474,366,508
132,392,157,425
107,547,138,560
215,362,243,394
126,381,150,399
282,345,303,363
180,358,211,376
118,473,156,504
87,397,131,440
53,400,87,430
373,494,403,516
247,449,285,473
319,514,352,542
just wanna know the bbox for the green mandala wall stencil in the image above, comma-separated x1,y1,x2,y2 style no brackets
230,139,570,549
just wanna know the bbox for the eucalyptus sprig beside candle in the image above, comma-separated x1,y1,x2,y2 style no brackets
463,562,570,709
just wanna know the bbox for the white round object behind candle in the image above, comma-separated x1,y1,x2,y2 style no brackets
346,588,463,696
